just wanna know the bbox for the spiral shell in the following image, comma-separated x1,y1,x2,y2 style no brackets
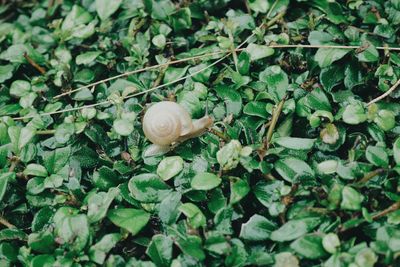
143,101,193,145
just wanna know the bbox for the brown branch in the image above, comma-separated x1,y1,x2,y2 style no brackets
0,216,15,229
265,96,286,149
372,201,400,220
8,156,19,172
367,78,400,106
23,53,46,74
208,128,230,141
132,18,147,37
36,129,56,135
265,10,286,28
353,168,385,187
47,0,55,16
152,64,168,89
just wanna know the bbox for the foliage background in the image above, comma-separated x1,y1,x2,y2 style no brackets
0,0,400,266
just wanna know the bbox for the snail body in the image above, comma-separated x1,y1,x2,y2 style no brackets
142,101,213,156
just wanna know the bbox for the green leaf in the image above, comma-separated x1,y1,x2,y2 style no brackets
10,80,31,98
230,178,250,204
270,217,321,242
315,48,350,68
345,62,364,90
107,208,150,235
322,233,341,254
357,45,379,62
0,65,13,83
30,255,55,267
204,234,230,255
259,65,288,101
340,186,364,211
28,230,55,254
146,235,173,267
179,203,206,228
93,166,120,190
342,101,367,124
42,146,71,174
191,172,221,191
215,85,243,117
274,137,315,150
248,0,269,13
23,164,48,177
158,192,181,225
217,140,242,171
128,173,171,202
374,110,395,131
0,229,27,242
0,44,45,64
96,0,122,20
170,8,191,31
87,187,120,223
113,119,134,136
163,66,188,84
157,156,183,181
89,233,121,264
365,145,389,168
76,51,101,65
245,43,274,61
243,101,268,118
320,65,344,92
53,208,89,252
274,157,315,183
174,234,205,260
290,234,327,259
0,172,13,203
61,5,93,31
394,137,400,165
224,239,248,266
240,214,276,241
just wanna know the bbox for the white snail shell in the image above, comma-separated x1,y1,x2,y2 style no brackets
143,101,193,145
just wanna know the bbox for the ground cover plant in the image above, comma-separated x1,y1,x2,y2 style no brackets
0,0,400,266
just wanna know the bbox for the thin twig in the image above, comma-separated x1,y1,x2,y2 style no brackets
36,129,56,135
353,168,385,187
14,11,290,121
47,0,55,17
0,216,15,229
131,18,147,37
367,78,400,106
268,44,400,51
52,43,400,100
208,128,230,141
8,157,19,172
265,10,285,28
23,52,46,74
265,96,286,149
372,201,400,220
152,63,168,89
53,49,244,99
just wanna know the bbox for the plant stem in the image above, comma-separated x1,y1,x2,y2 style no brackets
152,64,168,89
0,216,15,229
372,201,400,220
132,18,147,37
265,10,286,28
23,52,46,74
36,129,56,135
8,157,19,172
265,97,286,149
367,78,400,106
353,168,385,187
268,44,400,51
208,128,230,141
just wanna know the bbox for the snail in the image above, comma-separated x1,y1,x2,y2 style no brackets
142,101,213,156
